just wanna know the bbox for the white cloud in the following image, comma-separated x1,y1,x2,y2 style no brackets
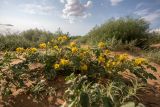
134,8,149,16
142,10,160,22
135,2,145,9
60,0,65,3
61,0,93,23
110,0,123,6
150,28,160,33
20,4,54,15
84,1,93,8
134,8,160,22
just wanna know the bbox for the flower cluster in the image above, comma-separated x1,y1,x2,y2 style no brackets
16,47,37,53
54,64,60,70
71,47,78,54
134,58,146,65
16,47,25,53
98,42,105,48
106,59,119,69
117,54,128,62
70,42,76,47
14,40,156,83
57,35,68,42
98,55,105,63
53,59,70,70
60,59,70,66
29,48,37,53
39,43,46,49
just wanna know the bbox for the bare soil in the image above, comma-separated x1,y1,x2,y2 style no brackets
150,44,160,49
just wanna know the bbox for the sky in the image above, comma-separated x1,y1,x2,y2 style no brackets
0,0,160,35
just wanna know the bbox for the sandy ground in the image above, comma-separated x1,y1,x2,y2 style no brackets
150,44,160,49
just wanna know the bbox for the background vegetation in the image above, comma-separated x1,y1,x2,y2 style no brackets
0,28,69,51
0,16,160,64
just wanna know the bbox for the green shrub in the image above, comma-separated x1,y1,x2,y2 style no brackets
85,17,149,47
0,29,56,51
0,35,32,51
21,29,55,43
105,37,138,51
144,50,160,64
148,32,160,44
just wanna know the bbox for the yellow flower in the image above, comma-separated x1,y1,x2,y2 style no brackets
16,47,25,53
58,36,63,41
98,55,105,63
39,43,46,49
104,49,110,55
112,61,116,66
118,54,128,61
30,48,37,53
53,45,61,52
98,42,105,48
53,64,60,70
58,36,68,42
106,60,118,68
71,47,78,54
62,35,68,40
80,64,88,71
134,58,146,65
60,59,70,66
54,45,59,50
70,42,76,47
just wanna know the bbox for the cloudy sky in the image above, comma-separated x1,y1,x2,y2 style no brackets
0,0,160,35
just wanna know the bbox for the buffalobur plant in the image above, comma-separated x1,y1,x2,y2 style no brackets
0,35,157,107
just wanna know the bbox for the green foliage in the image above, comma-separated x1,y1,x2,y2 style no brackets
148,32,160,44
0,29,55,51
105,37,138,51
85,17,149,47
0,38,157,106
0,35,32,51
143,49,160,64
64,74,145,107
21,29,55,43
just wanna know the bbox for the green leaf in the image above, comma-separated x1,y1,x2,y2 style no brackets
102,97,112,107
148,73,157,80
150,66,157,72
147,65,157,72
65,73,75,81
80,92,90,107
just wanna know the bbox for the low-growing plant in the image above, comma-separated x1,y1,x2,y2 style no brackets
105,37,138,52
143,49,160,65
0,35,157,106
64,73,145,107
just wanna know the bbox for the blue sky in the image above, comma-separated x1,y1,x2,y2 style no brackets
0,0,160,35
